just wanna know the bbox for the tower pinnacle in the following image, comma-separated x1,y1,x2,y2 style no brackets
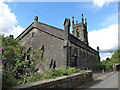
34,16,38,21
85,18,87,25
72,16,74,28
82,13,84,23
76,21,78,24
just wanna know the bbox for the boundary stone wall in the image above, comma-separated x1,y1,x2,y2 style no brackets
13,70,92,89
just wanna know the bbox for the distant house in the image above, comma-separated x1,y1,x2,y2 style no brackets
16,14,100,70
113,63,120,71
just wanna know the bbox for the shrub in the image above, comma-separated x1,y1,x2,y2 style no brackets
43,67,88,79
0,35,46,88
65,67,76,75
2,68,17,88
79,70,88,74
25,72,44,83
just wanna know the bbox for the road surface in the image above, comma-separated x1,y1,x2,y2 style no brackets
87,71,119,88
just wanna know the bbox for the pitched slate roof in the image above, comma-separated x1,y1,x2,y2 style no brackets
16,21,64,40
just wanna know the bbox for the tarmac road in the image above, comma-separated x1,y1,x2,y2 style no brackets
88,71,119,88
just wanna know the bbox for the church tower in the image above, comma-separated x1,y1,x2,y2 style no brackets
72,14,89,45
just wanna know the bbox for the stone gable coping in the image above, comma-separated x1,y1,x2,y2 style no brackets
16,21,64,41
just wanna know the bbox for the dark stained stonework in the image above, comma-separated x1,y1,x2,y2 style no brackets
16,15,100,70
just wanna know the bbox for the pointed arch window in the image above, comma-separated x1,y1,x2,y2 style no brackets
27,47,32,60
49,59,53,68
41,45,44,58
41,45,44,52
76,29,79,38
32,32,34,38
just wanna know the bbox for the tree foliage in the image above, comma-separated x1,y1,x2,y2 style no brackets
1,35,25,69
0,35,46,88
101,49,120,71
0,35,25,88
94,56,100,71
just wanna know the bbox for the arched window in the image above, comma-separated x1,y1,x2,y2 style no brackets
32,32,34,38
27,47,32,60
49,59,53,68
41,45,44,52
76,29,79,38
53,60,56,69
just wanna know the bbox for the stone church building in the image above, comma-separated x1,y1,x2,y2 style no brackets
16,14,100,70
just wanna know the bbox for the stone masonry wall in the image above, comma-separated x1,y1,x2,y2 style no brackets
20,28,65,68
13,70,92,89
70,43,96,70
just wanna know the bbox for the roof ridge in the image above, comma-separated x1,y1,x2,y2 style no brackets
38,22,64,31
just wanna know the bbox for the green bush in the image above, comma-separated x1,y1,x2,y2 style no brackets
79,70,88,74
2,69,17,88
65,67,76,75
1,35,46,88
43,67,87,79
26,73,44,83
101,49,120,71
50,67,76,77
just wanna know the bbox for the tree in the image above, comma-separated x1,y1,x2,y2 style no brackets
101,49,120,71
106,57,110,61
94,56,100,71
111,49,120,63
1,35,24,69
0,35,46,88
0,35,25,88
